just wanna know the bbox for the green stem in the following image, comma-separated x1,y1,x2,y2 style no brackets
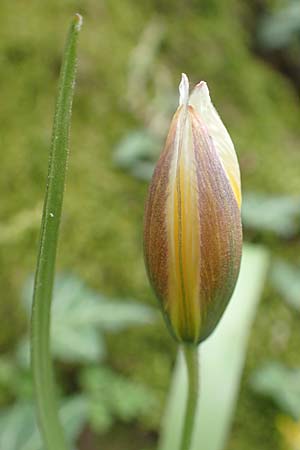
179,344,199,450
30,14,82,450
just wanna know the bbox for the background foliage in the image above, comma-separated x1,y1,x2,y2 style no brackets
1,0,300,449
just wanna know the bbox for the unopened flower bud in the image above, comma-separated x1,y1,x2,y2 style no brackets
143,74,242,344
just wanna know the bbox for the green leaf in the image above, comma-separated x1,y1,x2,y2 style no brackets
0,396,88,450
0,403,36,450
0,356,33,401
0,358,21,402
159,244,269,450
257,2,300,50
80,366,157,433
271,260,300,311
20,274,155,365
250,362,300,420
29,15,83,450
114,129,157,180
242,193,300,237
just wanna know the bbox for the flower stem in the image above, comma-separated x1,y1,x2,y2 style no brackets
179,344,199,450
30,14,82,450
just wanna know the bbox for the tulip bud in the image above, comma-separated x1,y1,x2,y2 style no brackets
143,74,242,344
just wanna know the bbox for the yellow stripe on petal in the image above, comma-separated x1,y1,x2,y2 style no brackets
166,105,201,343
189,81,242,208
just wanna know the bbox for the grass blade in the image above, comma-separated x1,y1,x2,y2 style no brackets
30,14,82,450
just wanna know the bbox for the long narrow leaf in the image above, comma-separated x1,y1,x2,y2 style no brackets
159,244,269,450
30,15,82,450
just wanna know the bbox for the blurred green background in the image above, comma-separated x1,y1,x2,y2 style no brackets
1,1,300,449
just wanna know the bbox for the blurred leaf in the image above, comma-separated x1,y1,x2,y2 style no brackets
257,1,300,50
0,403,36,450
251,362,300,420
60,396,88,446
126,19,165,111
242,193,300,237
125,19,176,139
271,260,300,311
114,129,157,180
80,366,157,433
0,357,33,402
159,244,269,450
0,396,87,450
19,274,155,365
0,358,19,402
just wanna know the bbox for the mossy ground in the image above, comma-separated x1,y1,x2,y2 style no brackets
1,1,300,449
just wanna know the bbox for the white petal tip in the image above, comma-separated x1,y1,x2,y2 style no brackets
189,80,211,109
195,80,210,97
179,73,189,106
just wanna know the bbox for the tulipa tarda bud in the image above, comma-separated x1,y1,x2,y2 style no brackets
143,74,242,344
